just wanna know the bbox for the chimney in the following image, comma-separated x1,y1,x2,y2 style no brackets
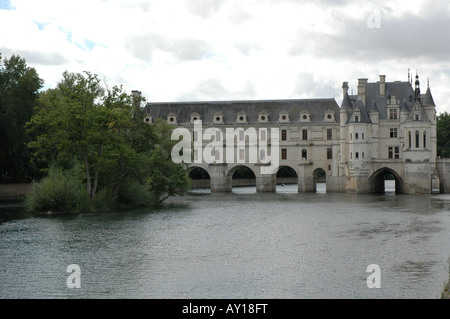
131,90,142,115
342,82,349,96
379,75,386,96
357,78,368,106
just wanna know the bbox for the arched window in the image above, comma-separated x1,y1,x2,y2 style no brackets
408,131,412,148
415,130,420,148
302,149,307,159
423,131,427,149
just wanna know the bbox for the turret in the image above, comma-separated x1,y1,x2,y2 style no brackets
414,73,420,101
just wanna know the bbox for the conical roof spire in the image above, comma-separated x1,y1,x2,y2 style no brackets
424,86,436,107
341,91,352,109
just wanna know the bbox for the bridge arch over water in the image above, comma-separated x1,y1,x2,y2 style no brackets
369,167,404,194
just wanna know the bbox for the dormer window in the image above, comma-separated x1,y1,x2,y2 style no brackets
236,111,247,124
415,113,420,121
167,113,177,124
190,113,201,123
324,111,335,122
354,115,359,123
389,108,398,120
300,111,310,123
213,112,224,124
144,116,152,124
258,111,269,123
279,111,290,123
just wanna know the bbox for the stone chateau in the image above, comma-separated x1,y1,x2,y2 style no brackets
143,74,450,194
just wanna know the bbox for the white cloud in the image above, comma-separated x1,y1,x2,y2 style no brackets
0,0,448,113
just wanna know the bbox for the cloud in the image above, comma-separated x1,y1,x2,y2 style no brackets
126,33,211,62
176,78,256,101
0,47,69,66
291,0,450,62
185,0,227,18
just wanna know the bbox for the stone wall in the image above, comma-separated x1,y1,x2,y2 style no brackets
191,177,298,189
437,159,450,193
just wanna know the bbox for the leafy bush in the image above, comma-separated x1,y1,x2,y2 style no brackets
24,166,87,214
115,180,154,209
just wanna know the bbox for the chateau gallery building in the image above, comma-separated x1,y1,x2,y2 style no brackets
143,74,450,194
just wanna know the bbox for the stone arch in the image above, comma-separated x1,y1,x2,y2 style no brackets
313,167,327,193
276,165,298,192
369,167,404,194
227,165,257,193
187,166,211,189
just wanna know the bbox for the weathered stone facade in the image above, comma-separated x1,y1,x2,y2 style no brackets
144,74,449,194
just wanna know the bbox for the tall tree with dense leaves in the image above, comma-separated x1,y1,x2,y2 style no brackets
27,71,190,204
437,112,450,158
0,53,43,182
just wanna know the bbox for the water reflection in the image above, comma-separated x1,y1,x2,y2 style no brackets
1,187,450,299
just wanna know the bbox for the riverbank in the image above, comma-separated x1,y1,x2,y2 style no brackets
0,184,32,200
443,274,450,299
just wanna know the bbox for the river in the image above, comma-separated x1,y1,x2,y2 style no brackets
1,182,449,299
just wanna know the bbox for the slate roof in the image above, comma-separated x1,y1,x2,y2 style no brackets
145,99,340,125
341,80,436,123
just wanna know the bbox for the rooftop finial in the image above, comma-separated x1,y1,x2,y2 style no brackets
427,77,430,89
408,68,410,83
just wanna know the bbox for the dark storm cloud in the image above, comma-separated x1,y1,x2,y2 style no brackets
290,1,450,62
126,33,211,62
0,47,69,66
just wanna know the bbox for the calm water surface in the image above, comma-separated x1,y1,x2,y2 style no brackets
1,182,450,299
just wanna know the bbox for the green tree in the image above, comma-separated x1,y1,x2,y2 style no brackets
27,71,190,208
0,53,43,182
437,112,450,158
27,71,105,198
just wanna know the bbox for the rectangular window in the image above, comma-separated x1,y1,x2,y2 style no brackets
215,150,220,161
260,129,266,141
355,152,359,159
215,130,221,142
355,115,359,123
389,108,398,120
281,148,287,160
302,129,308,140
390,128,398,138
193,131,198,142
350,133,352,140
362,152,365,159
239,149,245,161
281,130,287,141
388,147,399,159
194,149,199,162
424,133,427,149
327,129,332,140
239,130,244,142
327,148,332,160
355,133,359,140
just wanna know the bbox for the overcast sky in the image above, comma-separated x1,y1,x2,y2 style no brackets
1,0,449,113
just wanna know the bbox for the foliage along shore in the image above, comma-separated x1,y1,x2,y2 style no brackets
1,53,190,215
